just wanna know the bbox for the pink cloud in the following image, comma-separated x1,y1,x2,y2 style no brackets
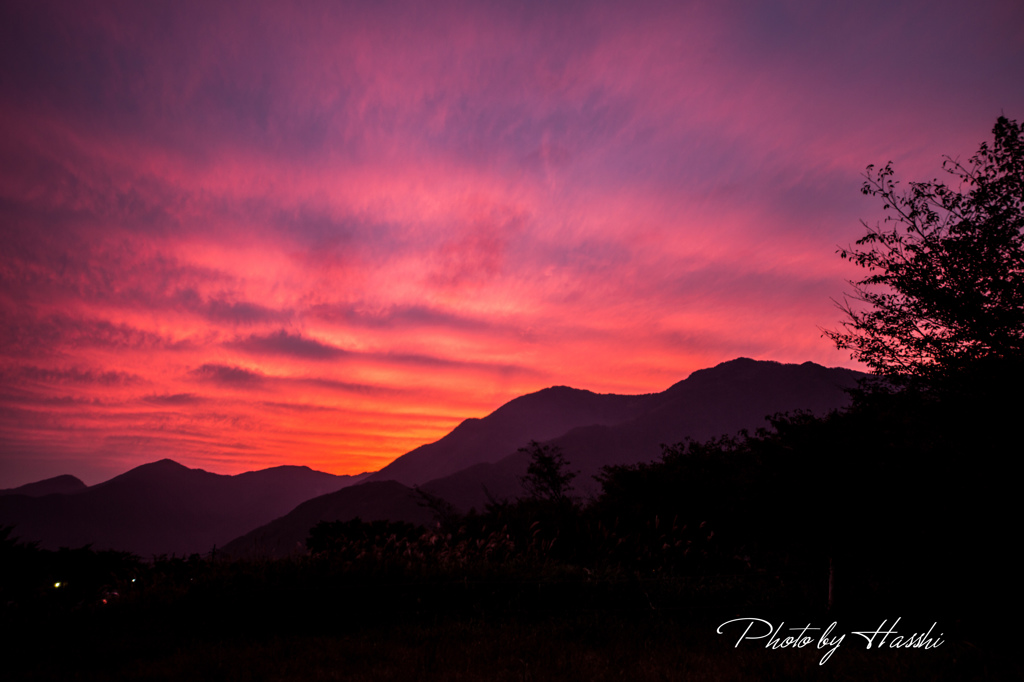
1,0,1021,485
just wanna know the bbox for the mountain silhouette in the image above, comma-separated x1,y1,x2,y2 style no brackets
0,460,367,556
0,474,87,497
220,480,434,558
366,386,656,486
414,358,863,509
3,359,863,556
224,358,863,555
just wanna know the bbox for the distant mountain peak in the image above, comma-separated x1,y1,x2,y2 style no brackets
702,357,778,373
146,458,189,469
412,358,866,511
0,474,87,498
1,460,367,556
246,464,315,474
673,357,856,389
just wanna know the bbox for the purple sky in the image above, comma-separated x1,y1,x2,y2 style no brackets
1,0,1022,486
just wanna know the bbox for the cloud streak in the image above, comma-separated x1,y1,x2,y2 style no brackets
229,330,347,360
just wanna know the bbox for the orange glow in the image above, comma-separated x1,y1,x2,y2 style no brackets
2,0,1020,486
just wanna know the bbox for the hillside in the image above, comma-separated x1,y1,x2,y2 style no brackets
0,461,367,556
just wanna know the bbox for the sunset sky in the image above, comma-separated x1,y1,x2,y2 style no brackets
1,0,1022,487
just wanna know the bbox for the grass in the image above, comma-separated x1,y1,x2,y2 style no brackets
4,522,1018,680
9,612,1016,681
5,564,1018,681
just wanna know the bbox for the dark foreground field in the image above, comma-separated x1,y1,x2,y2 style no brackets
13,615,1010,682
3,551,1018,682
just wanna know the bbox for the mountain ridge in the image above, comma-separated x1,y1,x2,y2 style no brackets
3,358,865,557
366,383,658,486
0,474,88,498
226,358,864,556
0,461,368,556
416,357,863,510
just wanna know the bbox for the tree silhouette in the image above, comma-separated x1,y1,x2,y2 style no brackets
826,116,1024,383
519,440,577,504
